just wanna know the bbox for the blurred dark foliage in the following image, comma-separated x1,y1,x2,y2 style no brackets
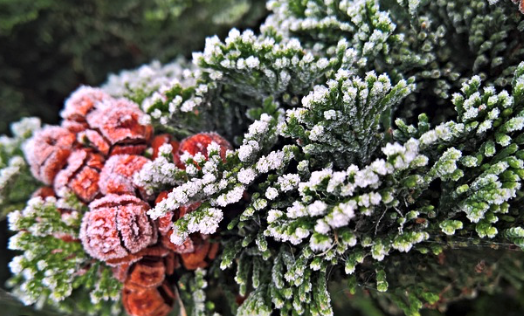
0,0,268,134
330,247,524,316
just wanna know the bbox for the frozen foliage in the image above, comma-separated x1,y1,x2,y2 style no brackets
266,0,524,119
103,58,202,135
103,58,198,106
95,1,524,314
0,156,25,204
0,118,41,214
7,194,123,315
281,69,415,166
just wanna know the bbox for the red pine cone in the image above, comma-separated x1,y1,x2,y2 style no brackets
123,280,176,316
24,126,77,185
61,86,110,125
61,87,152,156
150,134,180,160
98,154,150,198
85,98,153,156
54,149,105,202
80,194,157,261
175,132,232,169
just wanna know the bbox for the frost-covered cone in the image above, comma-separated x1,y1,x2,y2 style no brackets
54,149,105,202
175,132,232,168
23,126,77,185
512,0,524,13
61,86,111,126
78,129,112,156
85,98,153,156
61,86,153,156
80,194,157,261
99,154,150,198
150,134,179,160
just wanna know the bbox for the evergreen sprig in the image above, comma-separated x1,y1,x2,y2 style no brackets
7,195,123,316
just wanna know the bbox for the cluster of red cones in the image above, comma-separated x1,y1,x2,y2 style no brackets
23,86,231,316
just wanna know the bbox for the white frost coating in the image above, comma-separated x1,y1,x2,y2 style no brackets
265,187,279,200
171,207,224,245
237,168,257,184
212,185,245,207
307,200,327,216
310,234,332,252
277,174,300,192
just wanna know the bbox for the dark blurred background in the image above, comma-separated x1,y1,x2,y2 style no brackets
0,0,267,134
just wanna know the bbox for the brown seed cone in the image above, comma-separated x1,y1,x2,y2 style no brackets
110,246,178,282
23,126,77,185
127,259,166,289
150,134,180,160
122,280,176,316
54,149,105,202
180,234,211,270
175,132,231,169
80,194,157,261
98,154,150,198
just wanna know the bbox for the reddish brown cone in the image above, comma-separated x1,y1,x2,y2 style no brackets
175,132,231,169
